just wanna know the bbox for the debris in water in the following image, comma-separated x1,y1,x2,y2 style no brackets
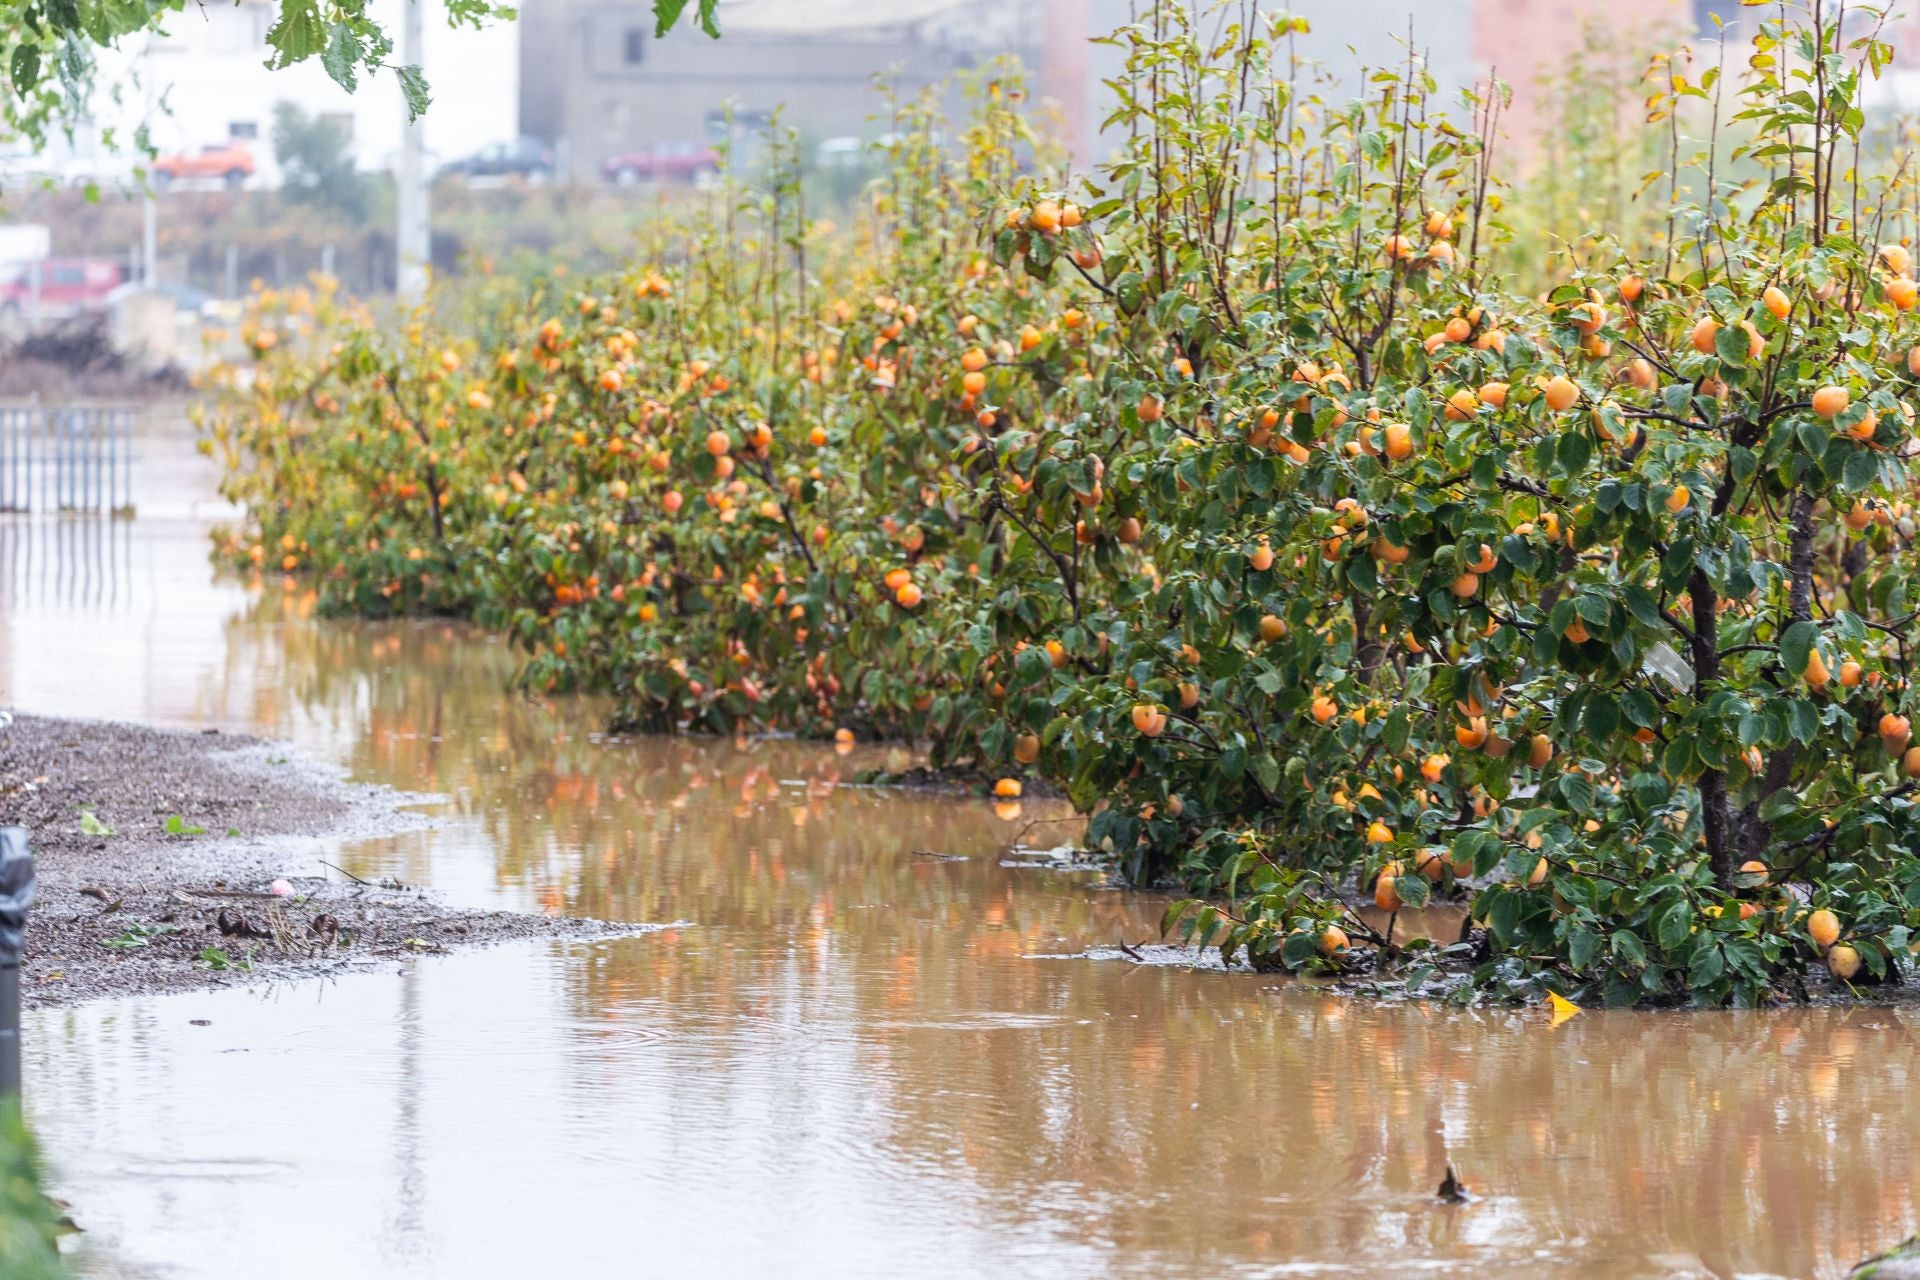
216,908,272,940
1547,991,1582,1026
1437,1166,1472,1204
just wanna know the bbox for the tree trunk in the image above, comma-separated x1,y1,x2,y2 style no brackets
1689,566,1737,888
1738,489,1816,860
1352,596,1384,681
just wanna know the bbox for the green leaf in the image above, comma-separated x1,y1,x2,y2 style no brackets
396,64,431,122
1621,688,1660,729
321,22,360,93
1690,941,1725,988
79,810,113,836
1582,694,1619,741
1655,897,1693,951
654,0,721,38
1713,322,1751,368
652,0,690,35
1787,699,1820,746
1779,621,1818,679
1558,429,1593,476
1160,898,1200,936
1842,447,1878,492
1558,773,1596,812
1622,585,1663,629
1279,929,1317,966
1612,929,1647,968
1219,741,1247,779
1487,888,1522,945
1568,926,1600,970
265,0,327,67
10,43,41,93
1663,733,1695,777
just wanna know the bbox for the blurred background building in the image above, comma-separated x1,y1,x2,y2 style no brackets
503,0,1822,180
518,0,1047,183
15,0,1913,192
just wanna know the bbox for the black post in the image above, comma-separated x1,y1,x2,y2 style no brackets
0,827,34,1098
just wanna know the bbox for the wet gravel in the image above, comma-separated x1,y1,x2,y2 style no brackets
0,714,651,1008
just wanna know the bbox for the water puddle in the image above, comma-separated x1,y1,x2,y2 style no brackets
5,419,1919,1278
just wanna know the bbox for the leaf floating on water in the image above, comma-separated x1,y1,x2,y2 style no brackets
1547,991,1582,1026
1437,1165,1471,1204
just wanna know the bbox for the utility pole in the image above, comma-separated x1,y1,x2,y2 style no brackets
141,29,160,292
396,0,430,301
142,194,157,288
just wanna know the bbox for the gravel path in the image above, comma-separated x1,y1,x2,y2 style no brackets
0,713,650,1008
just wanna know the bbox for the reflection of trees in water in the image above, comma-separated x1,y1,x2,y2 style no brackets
851,987,1919,1275
217,592,1093,919
210,594,1920,1277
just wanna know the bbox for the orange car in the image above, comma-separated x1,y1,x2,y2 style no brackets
153,141,255,188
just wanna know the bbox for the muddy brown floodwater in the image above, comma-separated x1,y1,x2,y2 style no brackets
3,417,1919,1279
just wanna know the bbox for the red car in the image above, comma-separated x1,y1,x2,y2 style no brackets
0,258,125,319
153,141,255,188
601,140,722,187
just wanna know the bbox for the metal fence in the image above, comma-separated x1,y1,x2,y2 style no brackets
0,405,135,515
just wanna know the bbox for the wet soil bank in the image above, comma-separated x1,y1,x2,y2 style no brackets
0,714,652,1008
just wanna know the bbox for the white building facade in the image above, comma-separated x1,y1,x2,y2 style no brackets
92,0,520,185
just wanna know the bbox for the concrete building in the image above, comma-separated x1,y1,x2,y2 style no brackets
520,0,1045,184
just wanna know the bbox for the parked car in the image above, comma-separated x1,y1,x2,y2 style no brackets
438,139,554,183
601,140,722,187
0,258,125,321
152,142,255,189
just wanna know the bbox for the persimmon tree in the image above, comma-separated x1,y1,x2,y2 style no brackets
204,78,1073,742
1111,1,1920,1005
204,3,1920,1006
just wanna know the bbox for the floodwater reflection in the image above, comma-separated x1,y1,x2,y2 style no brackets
3,466,1918,1278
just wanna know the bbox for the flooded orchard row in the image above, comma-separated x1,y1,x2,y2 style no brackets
1,429,1917,1278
